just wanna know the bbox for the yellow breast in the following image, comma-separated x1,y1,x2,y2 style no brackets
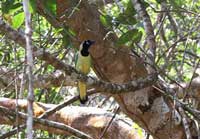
76,52,91,74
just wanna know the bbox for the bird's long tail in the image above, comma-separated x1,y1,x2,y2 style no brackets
78,81,88,104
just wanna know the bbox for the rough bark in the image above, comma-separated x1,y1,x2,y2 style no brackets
0,98,140,139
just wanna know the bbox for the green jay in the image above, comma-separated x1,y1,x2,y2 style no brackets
75,40,95,104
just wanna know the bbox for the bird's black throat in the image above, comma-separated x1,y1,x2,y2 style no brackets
81,49,89,56
80,40,95,56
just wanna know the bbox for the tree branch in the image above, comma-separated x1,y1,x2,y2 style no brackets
0,68,75,90
131,0,157,72
22,0,34,138
0,18,157,95
0,90,96,138
0,106,93,139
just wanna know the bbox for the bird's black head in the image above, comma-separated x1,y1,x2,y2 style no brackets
83,40,95,49
81,40,95,56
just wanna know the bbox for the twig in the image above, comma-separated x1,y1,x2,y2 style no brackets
150,6,200,16
19,64,26,99
178,50,200,59
178,107,192,139
182,59,200,101
39,89,96,119
22,0,34,138
99,106,120,139
97,95,111,108
13,39,19,139
0,125,25,139
67,0,82,19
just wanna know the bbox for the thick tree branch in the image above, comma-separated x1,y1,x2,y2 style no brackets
0,98,139,139
0,106,93,139
0,91,96,139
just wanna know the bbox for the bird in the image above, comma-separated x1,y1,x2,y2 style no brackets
75,40,95,104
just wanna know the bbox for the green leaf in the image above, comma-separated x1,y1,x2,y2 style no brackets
68,28,76,37
42,0,57,15
116,14,137,25
2,0,22,14
100,14,113,27
142,1,150,8
59,27,76,48
115,0,137,26
117,29,142,45
100,15,107,27
12,12,24,29
124,0,136,16
169,0,185,17
61,30,71,48
132,30,142,43
155,0,163,4
29,0,37,13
